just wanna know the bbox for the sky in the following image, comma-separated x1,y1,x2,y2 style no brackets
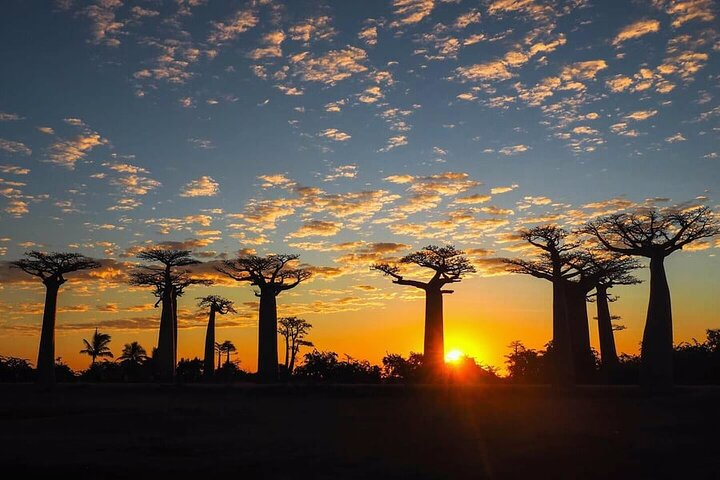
0,0,718,372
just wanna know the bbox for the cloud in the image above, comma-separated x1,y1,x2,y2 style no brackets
456,60,513,82
289,16,337,43
358,26,378,46
499,145,529,155
5,200,29,217
624,110,658,121
490,184,519,195
0,139,31,156
656,0,715,28
0,112,22,121
454,194,492,205
379,135,408,152
319,128,351,142
180,176,220,197
288,220,342,238
81,0,124,47
47,132,108,169
392,0,435,26
324,165,357,181
207,8,258,45
0,165,30,175
258,173,296,189
665,132,687,143
612,19,661,46
291,46,368,85
249,30,285,59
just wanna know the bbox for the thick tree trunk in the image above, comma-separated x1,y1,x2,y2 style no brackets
423,288,445,379
156,289,175,382
595,286,619,373
172,291,178,370
565,284,593,382
257,291,279,382
37,282,60,386
551,280,574,386
203,308,216,378
641,255,674,390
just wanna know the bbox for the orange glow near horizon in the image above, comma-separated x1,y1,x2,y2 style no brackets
445,349,464,364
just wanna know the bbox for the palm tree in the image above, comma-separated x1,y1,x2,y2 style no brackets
117,342,148,367
79,328,113,365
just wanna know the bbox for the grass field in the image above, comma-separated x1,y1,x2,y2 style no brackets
0,384,718,478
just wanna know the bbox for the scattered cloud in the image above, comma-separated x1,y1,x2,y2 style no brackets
180,176,220,197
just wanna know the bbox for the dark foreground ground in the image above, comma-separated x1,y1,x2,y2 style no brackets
0,384,718,479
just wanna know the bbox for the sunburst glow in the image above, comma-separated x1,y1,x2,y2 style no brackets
445,349,464,364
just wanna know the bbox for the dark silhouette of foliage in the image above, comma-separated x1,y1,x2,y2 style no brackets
372,245,474,378
278,316,313,376
11,251,100,386
293,350,381,383
54,357,76,382
505,341,549,384
197,295,236,378
217,253,311,382
79,360,124,382
177,357,205,383
584,206,719,389
128,248,210,382
382,352,425,383
80,328,113,365
0,356,34,382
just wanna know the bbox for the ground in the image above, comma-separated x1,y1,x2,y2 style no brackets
0,384,717,478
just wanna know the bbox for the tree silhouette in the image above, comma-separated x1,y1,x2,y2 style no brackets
372,245,475,377
217,254,311,382
278,317,313,375
214,341,223,370
585,255,641,374
80,328,113,365
584,206,719,389
503,227,578,385
218,340,237,365
128,248,210,382
117,341,149,366
197,295,236,378
11,251,100,386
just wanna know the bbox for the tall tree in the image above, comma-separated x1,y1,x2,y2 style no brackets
278,317,313,375
80,328,113,365
11,251,100,386
128,249,209,382
217,254,311,382
219,340,237,365
215,341,223,370
372,245,475,378
197,295,236,378
503,227,578,385
584,206,719,389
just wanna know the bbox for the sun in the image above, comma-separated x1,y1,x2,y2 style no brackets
445,349,464,364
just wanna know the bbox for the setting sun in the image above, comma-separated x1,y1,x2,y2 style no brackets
445,349,464,364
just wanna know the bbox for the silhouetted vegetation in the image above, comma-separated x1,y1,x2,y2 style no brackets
11,251,100,386
278,316,313,376
217,253,311,382
197,295,236,379
372,245,475,379
79,328,113,365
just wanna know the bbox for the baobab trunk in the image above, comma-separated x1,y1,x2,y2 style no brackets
257,291,279,382
423,289,445,379
289,346,298,375
551,281,574,386
156,289,175,382
172,291,178,370
595,285,619,372
203,308,216,378
37,280,60,386
641,255,674,389
565,285,593,382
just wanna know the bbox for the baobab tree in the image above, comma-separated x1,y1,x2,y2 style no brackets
11,251,99,385
372,245,475,377
218,340,237,365
217,254,311,382
503,227,578,385
278,316,313,375
587,255,641,373
128,249,209,382
197,295,236,378
80,328,113,365
584,206,719,389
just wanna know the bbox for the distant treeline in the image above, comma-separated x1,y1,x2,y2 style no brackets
2,329,718,385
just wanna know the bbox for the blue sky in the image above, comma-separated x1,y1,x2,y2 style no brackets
0,0,718,369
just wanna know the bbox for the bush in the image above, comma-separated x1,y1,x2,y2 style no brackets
0,356,35,382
